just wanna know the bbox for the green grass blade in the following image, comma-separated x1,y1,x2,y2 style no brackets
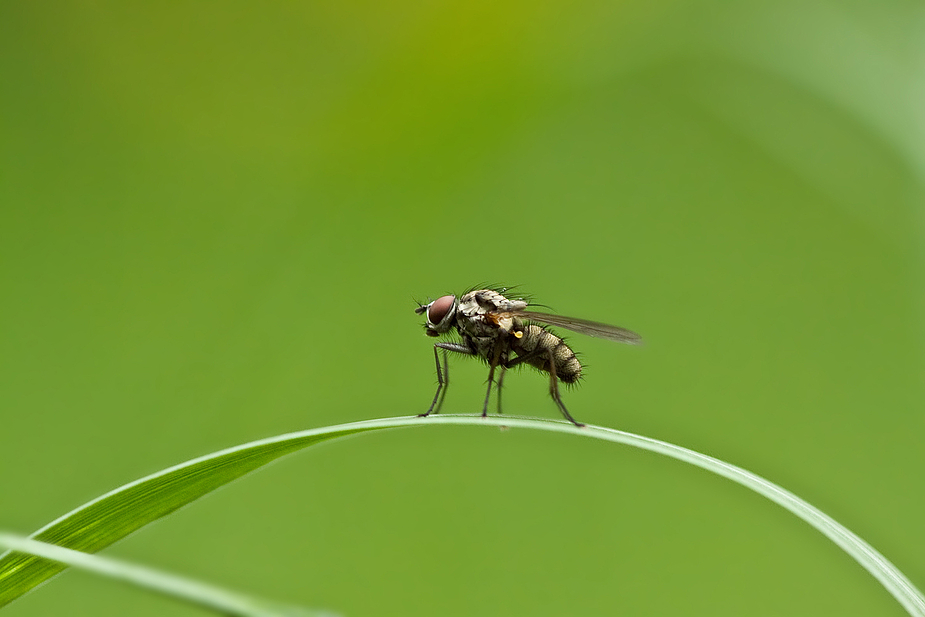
1,415,921,616
0,424,378,607
0,534,332,617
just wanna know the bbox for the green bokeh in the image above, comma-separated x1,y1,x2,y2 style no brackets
1,2,923,616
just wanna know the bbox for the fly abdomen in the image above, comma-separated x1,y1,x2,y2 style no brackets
513,324,582,383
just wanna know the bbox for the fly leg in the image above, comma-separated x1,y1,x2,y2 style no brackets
546,348,584,427
420,347,447,417
495,367,507,416
420,343,473,417
482,345,504,417
502,348,546,416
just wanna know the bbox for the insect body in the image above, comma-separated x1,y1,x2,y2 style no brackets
415,287,641,426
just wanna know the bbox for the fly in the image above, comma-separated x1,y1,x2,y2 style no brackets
414,287,641,426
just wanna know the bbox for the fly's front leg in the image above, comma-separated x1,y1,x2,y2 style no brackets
546,348,584,427
420,343,473,417
420,347,447,417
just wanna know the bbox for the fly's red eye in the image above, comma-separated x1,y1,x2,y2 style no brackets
427,295,456,325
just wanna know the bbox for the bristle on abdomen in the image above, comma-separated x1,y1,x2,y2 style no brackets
513,324,582,383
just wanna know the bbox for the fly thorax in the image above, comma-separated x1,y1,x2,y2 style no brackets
495,314,514,332
457,292,510,339
457,293,484,320
469,335,499,358
462,289,528,313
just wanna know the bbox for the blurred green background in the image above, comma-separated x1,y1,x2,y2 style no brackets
1,1,923,615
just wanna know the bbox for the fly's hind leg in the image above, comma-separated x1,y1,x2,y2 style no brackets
420,343,473,417
546,348,584,427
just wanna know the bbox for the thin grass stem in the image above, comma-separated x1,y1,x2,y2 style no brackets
1,414,920,615
0,533,333,617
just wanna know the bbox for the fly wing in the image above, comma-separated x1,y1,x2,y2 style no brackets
516,310,643,344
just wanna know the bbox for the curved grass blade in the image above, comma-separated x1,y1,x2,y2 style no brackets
1,415,922,616
0,534,333,617
0,423,381,607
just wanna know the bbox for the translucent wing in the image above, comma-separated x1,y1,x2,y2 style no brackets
516,310,643,345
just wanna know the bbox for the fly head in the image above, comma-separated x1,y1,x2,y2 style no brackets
416,294,458,337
